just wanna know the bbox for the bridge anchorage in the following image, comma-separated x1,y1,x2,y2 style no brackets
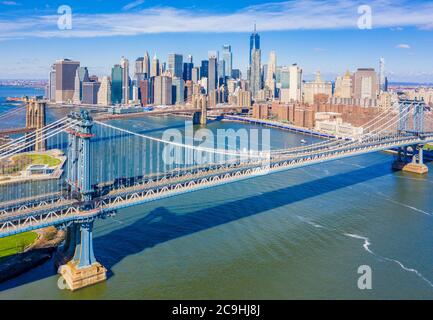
392,100,429,174
57,110,108,291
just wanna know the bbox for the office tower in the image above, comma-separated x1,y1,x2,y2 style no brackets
231,69,241,80
48,65,56,102
250,48,261,98
82,81,100,105
183,62,193,81
289,63,302,101
143,52,151,78
218,60,225,85
153,75,172,105
249,24,260,65
186,54,193,64
97,76,111,106
222,45,233,79
151,54,160,77
135,57,144,75
303,71,332,104
111,64,123,104
208,55,218,93
55,59,80,103
227,79,239,95
168,53,183,78
120,57,129,104
200,60,209,79
185,80,193,103
72,67,90,104
334,70,352,98
172,78,185,104
353,68,378,99
191,67,199,83
379,57,386,92
139,79,150,106
265,50,276,93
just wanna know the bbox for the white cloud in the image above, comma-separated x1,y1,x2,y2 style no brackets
0,0,432,40
122,0,145,11
396,43,411,49
1,1,20,5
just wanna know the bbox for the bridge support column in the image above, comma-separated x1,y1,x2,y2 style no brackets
58,220,106,291
392,144,428,174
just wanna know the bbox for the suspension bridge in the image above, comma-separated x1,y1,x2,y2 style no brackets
0,99,432,290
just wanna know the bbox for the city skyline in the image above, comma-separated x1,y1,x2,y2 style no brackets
1,0,433,82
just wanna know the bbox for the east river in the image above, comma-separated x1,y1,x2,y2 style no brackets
0,86,432,299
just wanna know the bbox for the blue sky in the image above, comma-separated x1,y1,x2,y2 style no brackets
1,0,433,82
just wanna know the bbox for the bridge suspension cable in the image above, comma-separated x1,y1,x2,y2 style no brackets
0,106,26,121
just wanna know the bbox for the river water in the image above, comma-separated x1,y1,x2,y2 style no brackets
0,86,433,299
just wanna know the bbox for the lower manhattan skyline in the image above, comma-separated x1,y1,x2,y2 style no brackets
0,0,433,82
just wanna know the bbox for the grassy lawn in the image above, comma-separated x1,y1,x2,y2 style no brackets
425,144,433,151
0,231,38,259
1,153,61,175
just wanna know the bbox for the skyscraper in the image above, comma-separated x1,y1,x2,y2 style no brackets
200,60,209,79
353,68,378,99
82,81,100,105
208,55,218,94
379,57,386,92
73,67,90,104
191,67,199,83
151,54,160,77
183,60,193,81
120,57,129,104
249,24,260,65
265,51,276,91
168,53,183,78
55,59,80,103
222,45,233,79
111,64,122,104
172,77,185,104
250,48,261,98
143,52,150,78
289,63,302,101
154,75,172,105
97,76,111,106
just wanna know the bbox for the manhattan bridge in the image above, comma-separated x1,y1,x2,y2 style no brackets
0,99,432,290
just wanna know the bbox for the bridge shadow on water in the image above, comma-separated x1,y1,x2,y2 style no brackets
0,161,393,291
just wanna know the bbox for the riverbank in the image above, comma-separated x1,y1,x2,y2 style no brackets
0,227,65,283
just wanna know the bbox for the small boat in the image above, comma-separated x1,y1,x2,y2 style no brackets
300,139,307,144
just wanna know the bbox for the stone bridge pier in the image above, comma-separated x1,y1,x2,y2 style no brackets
392,144,428,174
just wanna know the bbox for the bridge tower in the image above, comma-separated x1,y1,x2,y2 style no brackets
192,95,207,125
393,100,428,174
25,99,46,151
59,110,107,291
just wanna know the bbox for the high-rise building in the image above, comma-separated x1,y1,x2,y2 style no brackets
303,71,332,104
168,53,183,78
231,69,241,80
111,64,123,104
379,57,386,92
172,78,185,104
250,48,261,98
135,57,144,76
249,24,260,65
183,62,193,81
353,68,378,99
97,76,112,106
265,50,276,95
82,81,100,105
151,54,160,77
218,60,225,85
139,79,150,106
191,67,199,83
222,45,233,79
200,60,209,79
208,55,218,94
72,67,90,104
153,75,172,105
55,59,80,103
334,70,352,99
289,63,302,102
120,57,130,104
48,65,56,102
143,52,150,78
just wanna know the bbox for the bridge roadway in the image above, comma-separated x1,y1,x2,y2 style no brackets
0,132,432,238
0,127,34,136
